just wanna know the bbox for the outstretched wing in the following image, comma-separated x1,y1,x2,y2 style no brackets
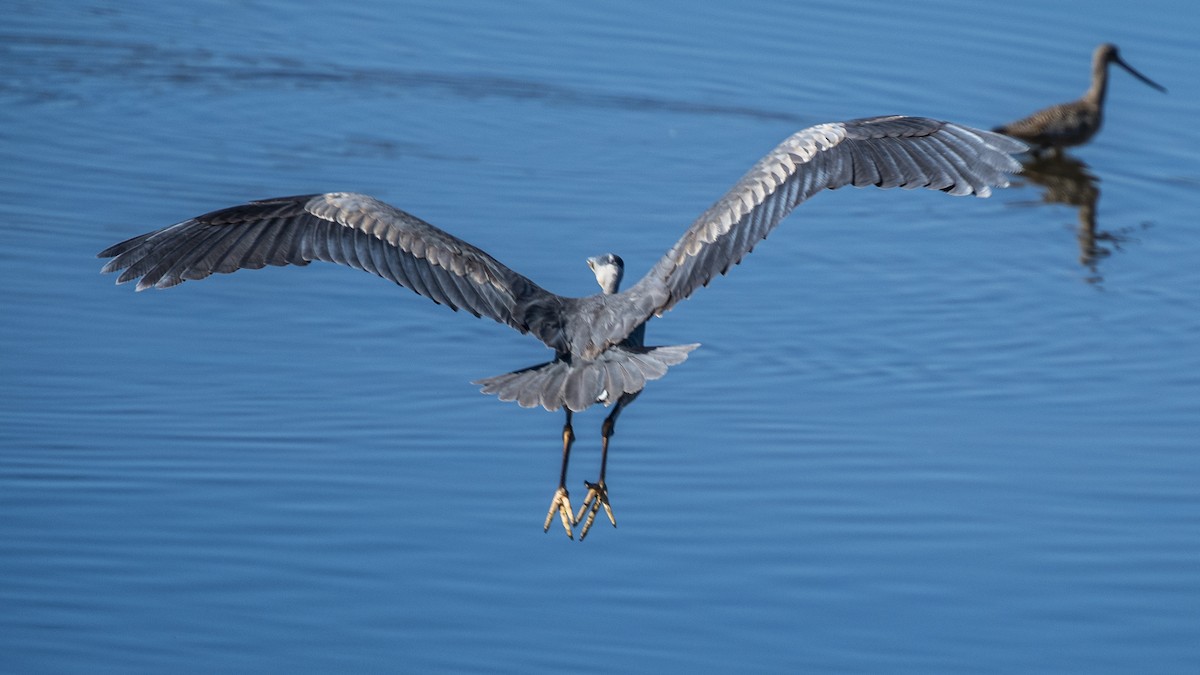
593,116,1026,346
98,192,566,343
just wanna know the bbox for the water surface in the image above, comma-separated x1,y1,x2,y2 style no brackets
3,0,1199,672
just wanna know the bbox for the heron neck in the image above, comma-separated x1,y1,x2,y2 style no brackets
597,275,621,295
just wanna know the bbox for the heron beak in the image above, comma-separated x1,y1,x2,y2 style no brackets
1115,55,1167,93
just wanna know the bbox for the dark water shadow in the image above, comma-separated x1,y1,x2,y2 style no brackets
1016,153,1151,285
0,33,804,123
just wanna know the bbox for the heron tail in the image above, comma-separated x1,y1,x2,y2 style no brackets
474,343,700,413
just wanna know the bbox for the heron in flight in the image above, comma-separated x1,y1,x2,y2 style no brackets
993,43,1166,156
99,115,1024,540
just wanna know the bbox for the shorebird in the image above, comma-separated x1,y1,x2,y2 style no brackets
994,43,1166,156
98,115,1024,539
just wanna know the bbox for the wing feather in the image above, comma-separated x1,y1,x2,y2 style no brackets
99,192,562,343
101,118,1025,364
148,225,234,289
618,116,1023,324
220,217,276,271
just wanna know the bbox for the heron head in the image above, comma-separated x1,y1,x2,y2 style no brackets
587,253,624,294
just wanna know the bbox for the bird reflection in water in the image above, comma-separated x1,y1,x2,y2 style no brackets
1017,153,1150,284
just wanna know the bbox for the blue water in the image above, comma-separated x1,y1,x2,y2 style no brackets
3,0,1199,672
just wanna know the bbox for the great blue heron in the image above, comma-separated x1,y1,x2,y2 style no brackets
98,115,1025,540
993,43,1166,156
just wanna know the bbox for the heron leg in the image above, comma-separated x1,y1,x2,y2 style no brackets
544,409,575,539
576,392,637,539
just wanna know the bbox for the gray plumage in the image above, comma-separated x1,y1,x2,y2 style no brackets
99,116,1023,416
100,114,1026,539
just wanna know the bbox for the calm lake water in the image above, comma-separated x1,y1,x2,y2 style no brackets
3,0,1198,672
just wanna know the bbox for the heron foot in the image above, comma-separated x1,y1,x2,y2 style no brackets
574,480,616,541
544,486,574,539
